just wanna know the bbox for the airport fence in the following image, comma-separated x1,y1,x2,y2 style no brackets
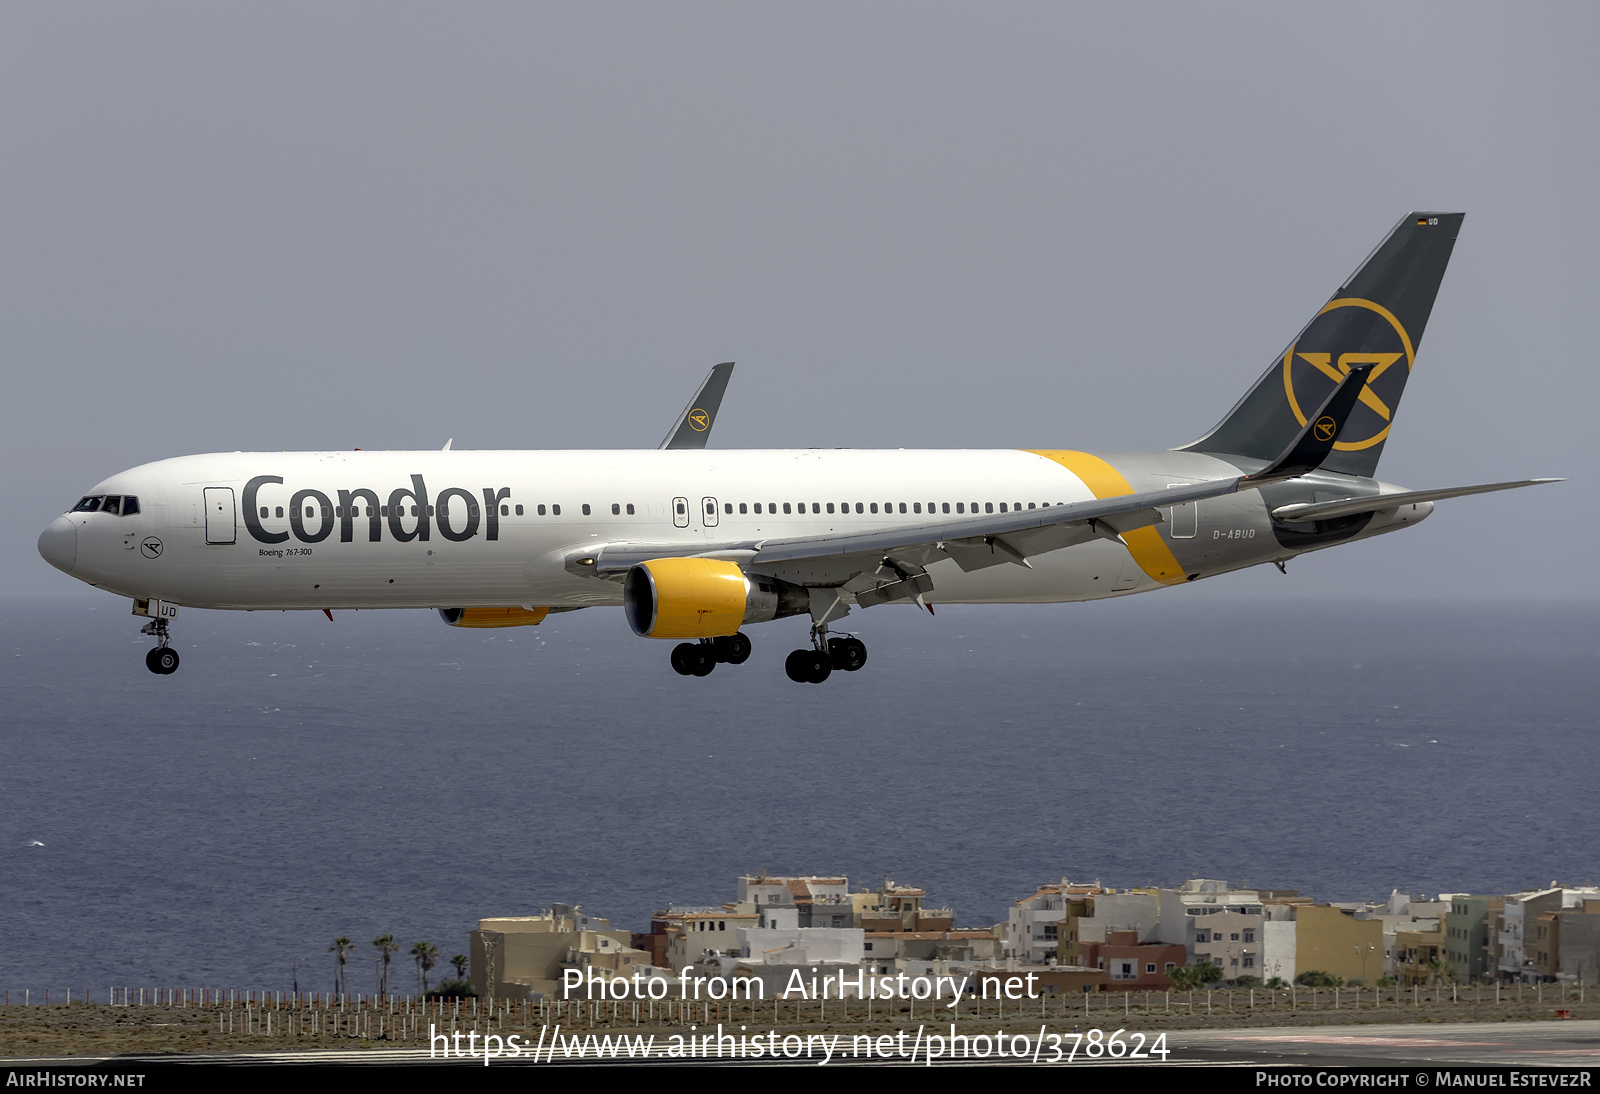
0,979,1594,1042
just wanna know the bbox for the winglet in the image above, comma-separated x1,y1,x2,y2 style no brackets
1243,363,1374,487
660,362,734,449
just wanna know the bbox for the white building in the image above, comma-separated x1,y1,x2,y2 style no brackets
738,874,853,928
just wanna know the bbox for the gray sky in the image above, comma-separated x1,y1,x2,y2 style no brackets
4,2,1594,602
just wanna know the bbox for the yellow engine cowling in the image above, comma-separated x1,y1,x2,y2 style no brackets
438,606,551,628
623,558,808,638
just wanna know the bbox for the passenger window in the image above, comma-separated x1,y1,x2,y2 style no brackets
870,503,878,514
724,503,732,514
581,504,591,516
898,502,906,514
412,505,420,517
913,502,921,514
515,504,524,515
611,503,621,515
366,507,375,517
985,502,993,514
259,506,269,518
676,501,686,515
942,502,950,514
1028,502,1036,509
538,504,546,516
278,507,286,518
552,504,561,516
826,502,834,514
957,503,964,513
501,505,509,517
754,503,762,514
855,502,863,514
782,503,791,514
627,503,635,515
739,503,748,514
812,503,820,514
1000,502,1007,513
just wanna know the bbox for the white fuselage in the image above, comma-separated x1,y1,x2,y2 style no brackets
39,447,1428,614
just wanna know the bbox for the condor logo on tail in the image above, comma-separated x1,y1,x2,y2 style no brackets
1282,297,1415,452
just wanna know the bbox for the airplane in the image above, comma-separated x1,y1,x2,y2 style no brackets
37,211,1559,683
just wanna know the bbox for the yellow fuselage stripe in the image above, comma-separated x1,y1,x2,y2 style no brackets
1024,450,1188,586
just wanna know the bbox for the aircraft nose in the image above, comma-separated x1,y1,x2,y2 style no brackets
37,516,77,574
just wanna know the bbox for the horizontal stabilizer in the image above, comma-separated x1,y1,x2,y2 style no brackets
1270,478,1563,523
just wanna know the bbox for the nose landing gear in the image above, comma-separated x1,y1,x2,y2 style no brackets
141,618,179,675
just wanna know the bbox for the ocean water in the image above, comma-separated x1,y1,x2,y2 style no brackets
0,592,1594,997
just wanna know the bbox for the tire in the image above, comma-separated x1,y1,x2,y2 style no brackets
828,636,867,672
670,643,697,676
803,650,832,683
689,646,716,676
784,649,811,683
721,632,752,665
148,647,179,675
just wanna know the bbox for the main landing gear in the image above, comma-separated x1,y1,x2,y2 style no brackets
141,618,179,675
784,624,867,684
670,633,752,677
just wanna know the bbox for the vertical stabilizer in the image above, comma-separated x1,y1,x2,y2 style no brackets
1179,212,1463,478
660,362,734,449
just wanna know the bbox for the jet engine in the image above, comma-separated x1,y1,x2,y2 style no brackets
623,558,809,639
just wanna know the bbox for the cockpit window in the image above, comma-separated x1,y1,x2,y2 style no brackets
69,494,138,515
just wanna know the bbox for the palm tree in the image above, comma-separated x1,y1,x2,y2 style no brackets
411,941,439,994
450,954,469,980
373,934,400,998
329,937,355,996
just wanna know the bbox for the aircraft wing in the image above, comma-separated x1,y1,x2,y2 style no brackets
592,363,1381,601
589,476,1244,584
659,362,735,449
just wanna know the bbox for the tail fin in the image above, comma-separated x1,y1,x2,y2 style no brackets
1179,212,1463,478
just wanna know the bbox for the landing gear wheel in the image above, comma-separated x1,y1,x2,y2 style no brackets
785,648,832,684
670,643,696,676
828,636,867,672
672,642,716,677
146,647,179,675
714,633,752,665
